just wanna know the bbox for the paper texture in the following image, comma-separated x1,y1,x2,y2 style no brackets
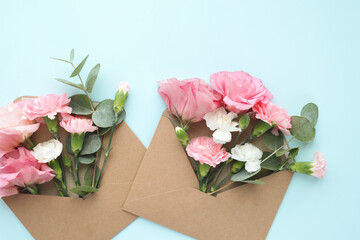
3,97,146,240
124,110,293,240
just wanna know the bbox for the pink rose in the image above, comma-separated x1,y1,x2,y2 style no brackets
253,102,292,136
210,71,273,113
0,147,55,197
0,101,40,157
60,116,98,134
23,93,72,120
312,151,326,178
186,137,230,167
158,78,221,123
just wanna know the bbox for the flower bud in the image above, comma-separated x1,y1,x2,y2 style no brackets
175,127,189,147
239,113,250,130
43,116,59,134
48,159,63,181
198,163,211,180
288,162,313,175
70,132,85,155
289,152,326,178
64,154,73,171
252,120,272,138
231,161,245,174
113,82,129,115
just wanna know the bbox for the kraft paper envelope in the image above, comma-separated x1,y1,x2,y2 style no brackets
124,110,293,240
3,97,146,240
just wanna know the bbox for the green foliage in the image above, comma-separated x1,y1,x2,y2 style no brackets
92,99,126,128
78,155,96,164
70,55,89,77
252,120,272,138
238,113,250,130
301,103,319,127
231,168,260,182
79,134,101,155
240,180,265,184
263,131,284,151
55,78,84,90
69,94,93,115
85,64,101,93
261,152,281,170
288,148,299,159
290,116,316,143
98,127,111,136
70,186,98,196
84,165,100,186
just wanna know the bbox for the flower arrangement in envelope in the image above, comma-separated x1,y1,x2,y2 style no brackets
124,71,326,240
0,50,146,240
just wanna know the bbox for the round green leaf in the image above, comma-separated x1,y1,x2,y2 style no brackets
231,168,260,182
92,99,126,128
263,131,284,151
261,152,281,170
78,155,96,164
84,165,100,186
79,134,101,155
290,116,316,143
98,127,111,136
69,94,93,115
301,103,319,127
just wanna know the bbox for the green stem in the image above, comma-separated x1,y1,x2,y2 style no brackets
96,123,116,188
74,154,81,186
215,173,231,190
261,136,295,164
69,169,78,187
54,180,64,197
25,185,39,195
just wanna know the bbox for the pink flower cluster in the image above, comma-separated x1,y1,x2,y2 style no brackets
312,151,326,178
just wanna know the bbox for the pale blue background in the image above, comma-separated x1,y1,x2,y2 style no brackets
0,0,359,239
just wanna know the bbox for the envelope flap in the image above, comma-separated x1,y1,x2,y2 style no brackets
125,114,199,205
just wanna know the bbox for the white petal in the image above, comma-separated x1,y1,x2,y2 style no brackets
203,108,223,131
245,160,261,173
213,129,232,144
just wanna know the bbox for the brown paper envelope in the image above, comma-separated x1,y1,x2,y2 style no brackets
124,111,293,240
3,97,146,240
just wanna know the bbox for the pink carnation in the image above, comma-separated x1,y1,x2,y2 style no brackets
186,137,230,167
158,78,221,123
311,151,326,178
23,93,72,120
0,101,40,158
117,82,130,93
60,117,98,134
253,102,292,136
0,147,55,197
210,71,273,114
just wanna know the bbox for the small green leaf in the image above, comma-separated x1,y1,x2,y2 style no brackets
70,55,89,78
85,64,100,93
84,165,100,186
92,99,126,128
78,155,96,164
275,148,290,157
263,131,284,151
288,148,299,159
239,113,250,130
261,152,281,170
239,179,265,185
55,78,84,90
290,116,316,143
50,57,71,63
301,103,319,127
99,127,111,136
69,94,93,115
70,49,75,62
231,168,260,182
70,186,98,195
252,120,272,138
66,135,73,154
80,134,101,155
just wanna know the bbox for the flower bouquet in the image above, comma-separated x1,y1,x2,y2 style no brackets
124,71,326,240
1,50,146,240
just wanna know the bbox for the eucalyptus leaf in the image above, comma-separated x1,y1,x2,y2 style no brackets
92,99,126,128
99,127,111,136
70,186,98,195
69,94,93,115
261,152,281,170
84,165,100,186
231,168,260,182
288,148,299,159
290,116,316,143
239,180,265,185
78,155,96,164
301,103,319,127
85,64,101,93
70,49,75,62
275,148,290,157
70,55,89,78
55,78,84,90
263,131,284,151
80,134,101,155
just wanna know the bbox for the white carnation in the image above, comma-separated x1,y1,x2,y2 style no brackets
31,139,63,163
231,143,263,173
203,107,240,144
